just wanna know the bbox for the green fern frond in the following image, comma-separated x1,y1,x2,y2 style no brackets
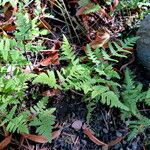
83,4,101,14
78,0,90,7
61,35,76,62
101,91,129,110
86,44,100,65
33,71,58,89
29,103,55,142
1,106,29,134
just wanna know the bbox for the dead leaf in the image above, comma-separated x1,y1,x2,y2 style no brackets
98,8,111,18
89,29,110,49
0,135,12,150
76,3,93,16
52,130,62,140
42,89,60,97
22,129,61,143
22,134,48,143
40,43,60,66
82,124,108,146
2,25,16,32
108,135,127,147
40,53,59,66
39,17,52,31
113,0,119,9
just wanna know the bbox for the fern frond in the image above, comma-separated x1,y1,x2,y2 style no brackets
83,4,101,14
101,91,129,110
1,106,29,134
33,71,58,89
86,44,100,65
29,100,55,142
78,0,90,7
61,35,76,62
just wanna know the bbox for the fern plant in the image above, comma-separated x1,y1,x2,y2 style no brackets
120,68,150,140
33,35,132,111
0,0,56,143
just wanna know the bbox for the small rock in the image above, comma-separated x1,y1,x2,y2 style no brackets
103,128,108,134
131,142,138,150
114,143,121,149
116,131,122,137
71,120,83,130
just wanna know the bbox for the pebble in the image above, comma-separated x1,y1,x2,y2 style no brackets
103,128,108,134
71,120,83,130
116,131,122,137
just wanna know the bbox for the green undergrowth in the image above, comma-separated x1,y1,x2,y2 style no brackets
0,0,150,144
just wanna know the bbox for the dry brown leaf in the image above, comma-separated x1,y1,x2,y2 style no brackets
76,3,93,16
108,135,127,147
22,134,48,143
39,17,52,31
89,29,110,49
52,130,62,140
113,0,119,9
42,89,60,97
0,135,12,150
40,44,60,66
82,124,108,146
22,129,61,144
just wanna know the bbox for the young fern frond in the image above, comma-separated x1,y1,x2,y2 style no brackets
86,44,100,65
61,35,76,62
100,37,139,62
33,71,58,89
29,99,55,142
0,106,29,134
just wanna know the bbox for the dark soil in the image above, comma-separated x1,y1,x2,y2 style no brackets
8,86,147,150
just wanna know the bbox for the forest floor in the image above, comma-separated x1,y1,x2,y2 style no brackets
1,0,150,150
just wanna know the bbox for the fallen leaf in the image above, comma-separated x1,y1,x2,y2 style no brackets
0,135,12,150
76,3,93,16
82,124,108,146
40,43,60,66
72,120,83,130
113,0,119,9
89,29,110,49
2,25,16,32
22,129,61,143
40,53,60,66
22,134,48,143
42,89,60,97
108,135,127,147
52,130,62,140
39,17,52,31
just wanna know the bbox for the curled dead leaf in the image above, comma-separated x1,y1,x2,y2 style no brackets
40,44,60,66
82,124,108,146
113,0,119,9
0,135,12,150
22,129,62,144
42,89,60,97
22,134,48,144
89,29,110,49
108,134,127,147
